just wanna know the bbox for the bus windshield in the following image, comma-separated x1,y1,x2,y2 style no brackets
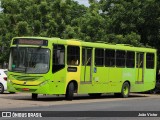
9,47,50,74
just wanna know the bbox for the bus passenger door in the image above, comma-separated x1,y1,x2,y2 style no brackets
52,44,66,94
81,48,92,83
136,52,144,82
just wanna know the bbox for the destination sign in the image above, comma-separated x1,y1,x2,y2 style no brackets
13,38,48,46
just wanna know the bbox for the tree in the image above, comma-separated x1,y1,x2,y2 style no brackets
0,0,87,63
99,0,160,48
0,0,160,64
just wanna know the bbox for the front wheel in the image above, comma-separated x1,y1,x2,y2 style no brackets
0,83,4,94
121,82,130,98
65,82,74,101
32,93,38,100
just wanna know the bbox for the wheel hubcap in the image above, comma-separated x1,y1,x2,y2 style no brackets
124,86,128,95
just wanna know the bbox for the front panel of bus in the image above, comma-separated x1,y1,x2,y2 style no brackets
7,38,66,94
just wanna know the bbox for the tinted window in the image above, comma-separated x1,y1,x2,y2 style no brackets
95,49,104,66
67,46,80,65
53,45,65,65
53,45,65,73
116,50,126,67
146,53,155,69
126,51,135,68
105,49,115,67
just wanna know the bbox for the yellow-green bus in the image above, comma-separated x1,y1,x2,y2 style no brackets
7,37,157,100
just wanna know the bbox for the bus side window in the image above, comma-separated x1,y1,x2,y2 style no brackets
146,53,155,69
116,50,126,67
95,48,104,66
52,44,65,73
105,49,115,67
126,51,135,68
67,46,80,66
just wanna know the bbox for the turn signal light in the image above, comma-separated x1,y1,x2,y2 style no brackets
22,88,30,91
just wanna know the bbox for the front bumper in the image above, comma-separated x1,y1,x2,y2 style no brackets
7,80,66,94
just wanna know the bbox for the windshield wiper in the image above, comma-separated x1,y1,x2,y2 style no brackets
13,67,26,73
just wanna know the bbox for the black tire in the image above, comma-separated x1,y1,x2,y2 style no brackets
88,93,102,98
115,82,130,98
32,93,38,100
9,92,16,94
65,82,74,101
121,82,130,98
0,83,4,94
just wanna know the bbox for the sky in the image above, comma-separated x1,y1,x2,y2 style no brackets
74,0,90,7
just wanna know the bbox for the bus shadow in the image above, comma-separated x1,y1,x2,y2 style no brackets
6,93,149,101
73,94,149,100
1,93,150,101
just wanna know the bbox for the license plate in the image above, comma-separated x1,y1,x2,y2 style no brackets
22,88,30,91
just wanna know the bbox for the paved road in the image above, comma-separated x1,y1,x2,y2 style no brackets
0,92,157,110
0,92,160,120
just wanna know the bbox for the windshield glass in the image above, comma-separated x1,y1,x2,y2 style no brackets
9,47,50,74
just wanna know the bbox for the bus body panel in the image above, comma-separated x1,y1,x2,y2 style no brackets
7,37,157,96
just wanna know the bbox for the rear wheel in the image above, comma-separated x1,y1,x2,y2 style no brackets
121,82,130,98
32,93,38,100
65,82,74,101
115,82,130,98
0,83,4,94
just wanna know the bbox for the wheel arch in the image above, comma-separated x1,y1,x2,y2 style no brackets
123,80,131,88
67,80,78,93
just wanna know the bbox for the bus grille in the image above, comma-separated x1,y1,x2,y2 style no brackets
12,75,41,81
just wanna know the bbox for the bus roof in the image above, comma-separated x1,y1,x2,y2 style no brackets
12,37,156,53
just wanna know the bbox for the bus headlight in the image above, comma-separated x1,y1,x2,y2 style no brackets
40,81,48,86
